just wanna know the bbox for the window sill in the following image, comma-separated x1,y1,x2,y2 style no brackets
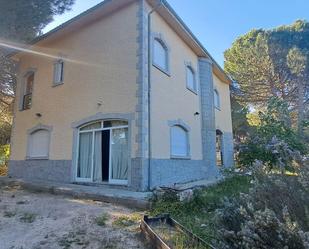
26,156,49,161
186,86,198,95
170,155,191,160
20,108,31,112
153,63,171,77
52,82,64,87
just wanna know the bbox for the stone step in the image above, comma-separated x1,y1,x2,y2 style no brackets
0,177,152,209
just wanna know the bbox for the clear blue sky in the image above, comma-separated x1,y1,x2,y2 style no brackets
43,0,309,67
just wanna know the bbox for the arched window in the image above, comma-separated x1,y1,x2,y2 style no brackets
76,119,129,185
22,72,34,110
186,66,197,92
171,125,189,157
216,129,223,166
27,128,51,159
153,38,169,72
214,89,220,109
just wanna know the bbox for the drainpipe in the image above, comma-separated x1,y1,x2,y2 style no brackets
147,0,163,190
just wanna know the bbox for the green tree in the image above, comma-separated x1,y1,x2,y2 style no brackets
225,20,309,136
0,0,75,146
0,0,75,43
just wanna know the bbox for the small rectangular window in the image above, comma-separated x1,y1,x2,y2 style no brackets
186,66,197,93
53,60,64,85
22,72,34,110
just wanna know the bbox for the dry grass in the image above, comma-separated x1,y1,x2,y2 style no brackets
0,165,8,176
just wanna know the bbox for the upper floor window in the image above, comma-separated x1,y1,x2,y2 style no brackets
171,125,189,158
214,89,220,109
53,60,64,85
22,72,34,110
153,37,169,74
186,65,197,93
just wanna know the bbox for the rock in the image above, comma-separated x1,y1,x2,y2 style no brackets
178,189,193,202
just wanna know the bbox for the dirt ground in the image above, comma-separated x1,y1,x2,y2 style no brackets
0,184,150,249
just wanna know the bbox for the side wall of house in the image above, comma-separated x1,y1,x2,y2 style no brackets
146,4,223,188
9,2,142,187
214,75,234,167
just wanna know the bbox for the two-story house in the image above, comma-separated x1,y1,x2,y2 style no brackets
8,0,234,191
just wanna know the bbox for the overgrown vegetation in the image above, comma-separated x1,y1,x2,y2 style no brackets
95,213,109,227
151,175,252,246
216,162,309,249
0,144,9,176
112,214,141,228
151,97,308,247
19,212,36,223
237,97,308,171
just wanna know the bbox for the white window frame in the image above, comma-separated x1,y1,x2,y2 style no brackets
53,59,64,86
152,33,170,76
26,125,52,160
185,62,198,94
214,89,221,110
76,120,129,185
168,119,191,159
20,70,36,111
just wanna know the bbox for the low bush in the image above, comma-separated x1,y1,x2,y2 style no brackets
0,144,9,176
238,98,308,172
215,162,309,249
95,213,109,227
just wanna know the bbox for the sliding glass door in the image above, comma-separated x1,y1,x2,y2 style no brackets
110,128,129,185
77,132,93,182
76,120,129,185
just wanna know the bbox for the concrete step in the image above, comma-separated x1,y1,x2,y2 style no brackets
0,177,152,209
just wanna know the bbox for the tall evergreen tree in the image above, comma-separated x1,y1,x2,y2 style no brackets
0,0,75,145
0,0,75,43
225,20,309,136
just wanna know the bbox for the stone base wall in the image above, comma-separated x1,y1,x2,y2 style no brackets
9,158,224,191
9,160,72,183
149,159,221,189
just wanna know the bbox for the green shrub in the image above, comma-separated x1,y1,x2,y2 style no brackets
95,213,109,227
238,97,307,171
215,163,309,249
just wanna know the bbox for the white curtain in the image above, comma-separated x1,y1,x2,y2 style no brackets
93,131,102,182
111,128,128,180
78,132,93,179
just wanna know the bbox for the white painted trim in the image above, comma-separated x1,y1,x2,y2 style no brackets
73,115,132,186
152,32,171,76
52,59,65,86
20,69,36,111
185,61,198,94
168,120,191,159
26,124,53,160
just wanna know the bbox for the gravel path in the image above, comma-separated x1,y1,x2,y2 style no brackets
0,184,149,249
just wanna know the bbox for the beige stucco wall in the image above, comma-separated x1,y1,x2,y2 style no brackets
214,74,233,133
150,10,203,160
10,2,139,161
